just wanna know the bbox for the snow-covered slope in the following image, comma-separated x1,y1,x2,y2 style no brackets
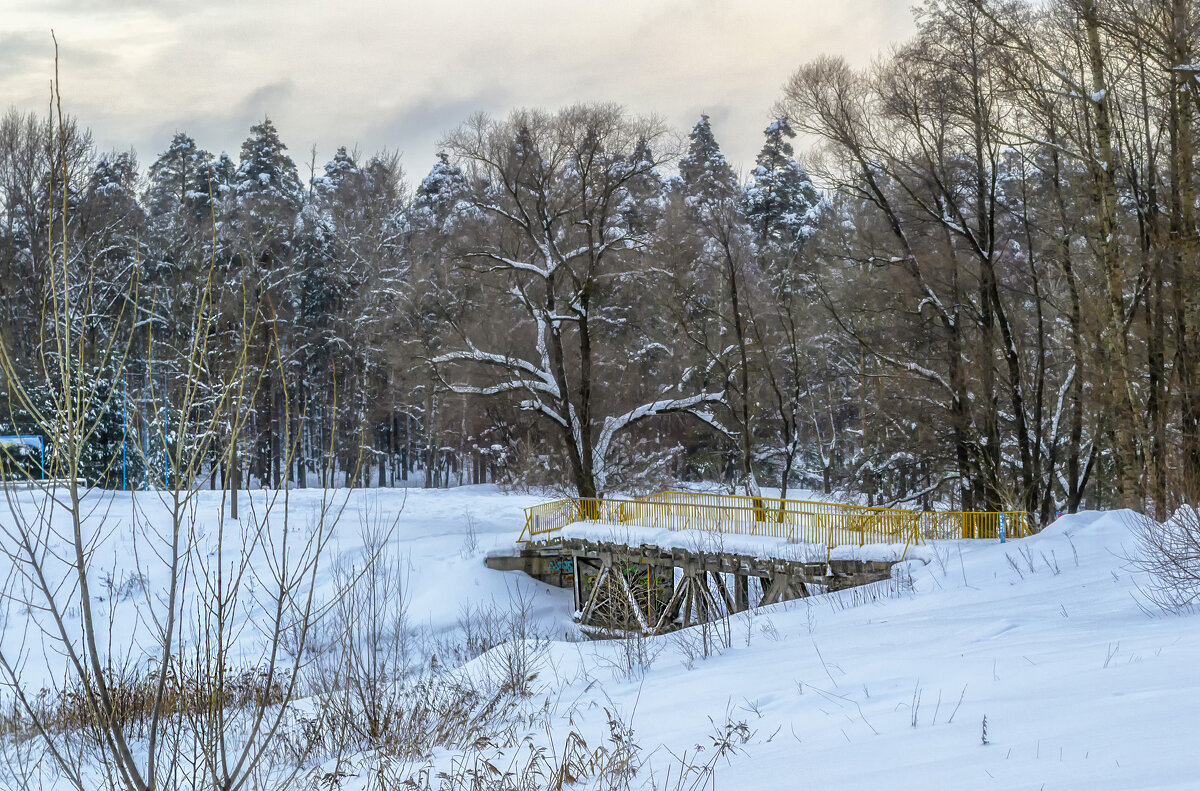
1,486,1195,789
509,508,1200,790
0,486,575,690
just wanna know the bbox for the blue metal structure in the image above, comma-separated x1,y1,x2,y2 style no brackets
0,434,45,479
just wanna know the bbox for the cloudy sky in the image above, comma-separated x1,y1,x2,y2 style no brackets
2,0,913,179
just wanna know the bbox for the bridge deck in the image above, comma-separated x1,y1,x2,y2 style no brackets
553,521,865,562
521,491,1029,552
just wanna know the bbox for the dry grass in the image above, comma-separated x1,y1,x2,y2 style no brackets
0,663,285,742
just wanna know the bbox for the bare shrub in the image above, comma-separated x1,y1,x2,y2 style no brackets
651,708,753,791
296,670,649,790
1129,508,1200,612
597,630,665,683
475,583,551,696
434,601,509,668
306,499,409,753
432,584,562,675
309,673,527,772
459,508,480,558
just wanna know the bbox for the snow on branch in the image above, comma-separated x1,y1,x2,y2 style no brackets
463,250,551,279
593,389,726,491
431,343,560,398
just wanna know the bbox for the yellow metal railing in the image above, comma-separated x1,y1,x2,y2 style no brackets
519,490,1028,549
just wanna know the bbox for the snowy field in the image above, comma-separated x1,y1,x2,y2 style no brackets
547,507,1200,790
0,485,1196,789
0,485,577,680
492,500,1198,790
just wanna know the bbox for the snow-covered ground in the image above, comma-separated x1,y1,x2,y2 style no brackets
549,520,922,563
534,507,1200,790
0,485,575,673
433,492,1200,789
0,485,1196,789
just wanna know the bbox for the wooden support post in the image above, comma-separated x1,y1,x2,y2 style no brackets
682,576,694,627
652,573,689,634
696,576,717,622
712,571,734,615
578,565,610,625
572,551,583,612
760,574,774,606
734,573,749,613
761,574,791,606
614,566,652,633
646,564,661,624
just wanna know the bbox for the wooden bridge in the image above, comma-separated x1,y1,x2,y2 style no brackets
499,491,1028,635
519,491,1029,548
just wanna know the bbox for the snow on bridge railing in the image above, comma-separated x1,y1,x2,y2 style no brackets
518,490,1029,550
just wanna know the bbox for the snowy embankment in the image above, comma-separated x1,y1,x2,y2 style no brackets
472,506,1199,790
0,486,577,690
0,486,1195,789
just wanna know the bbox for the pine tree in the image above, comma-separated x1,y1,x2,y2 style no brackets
235,118,302,232
673,115,761,495
224,119,305,489
81,151,144,302
678,114,739,208
87,152,139,214
141,134,219,300
413,152,471,227
143,133,213,219
315,146,358,196
744,118,822,249
619,138,665,236
201,152,237,210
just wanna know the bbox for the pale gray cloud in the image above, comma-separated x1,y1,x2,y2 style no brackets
236,80,295,118
1,0,913,179
368,90,513,160
0,31,47,72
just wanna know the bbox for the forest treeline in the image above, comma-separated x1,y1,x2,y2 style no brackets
1,0,1198,523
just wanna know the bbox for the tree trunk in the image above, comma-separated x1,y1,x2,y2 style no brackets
296,380,307,490
230,439,239,520
1083,0,1139,508
424,391,435,489
271,384,282,489
1168,0,1199,504
724,240,758,497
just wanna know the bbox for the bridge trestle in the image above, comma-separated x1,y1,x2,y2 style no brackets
559,539,891,635
486,541,897,635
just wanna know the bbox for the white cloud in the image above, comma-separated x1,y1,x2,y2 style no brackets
1,0,912,177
